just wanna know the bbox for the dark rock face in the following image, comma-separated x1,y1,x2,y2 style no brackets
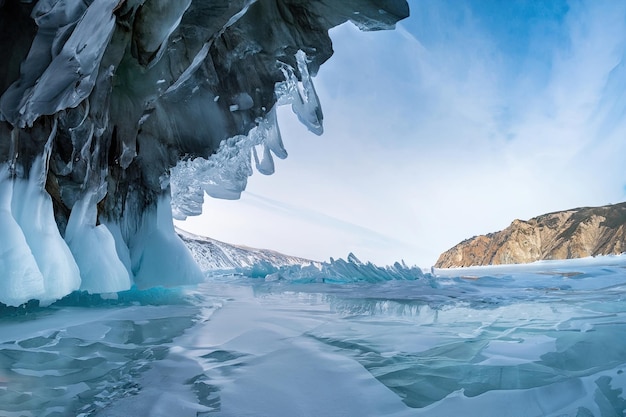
435,203,626,268
0,0,409,306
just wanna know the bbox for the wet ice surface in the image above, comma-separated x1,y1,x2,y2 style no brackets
2,257,626,416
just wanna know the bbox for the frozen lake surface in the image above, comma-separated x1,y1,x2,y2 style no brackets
2,256,626,416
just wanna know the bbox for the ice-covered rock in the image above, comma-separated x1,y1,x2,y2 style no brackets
0,0,409,305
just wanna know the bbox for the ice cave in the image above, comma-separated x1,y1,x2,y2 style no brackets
0,0,410,306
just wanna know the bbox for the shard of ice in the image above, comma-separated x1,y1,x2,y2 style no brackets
0,1,409,306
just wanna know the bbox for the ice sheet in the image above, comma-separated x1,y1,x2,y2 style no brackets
1,259,626,416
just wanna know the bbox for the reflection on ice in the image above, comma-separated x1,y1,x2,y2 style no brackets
0,288,209,417
1,257,626,416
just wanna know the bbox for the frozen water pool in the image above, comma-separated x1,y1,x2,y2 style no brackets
1,257,626,416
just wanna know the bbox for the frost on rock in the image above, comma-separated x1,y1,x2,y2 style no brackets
0,0,409,305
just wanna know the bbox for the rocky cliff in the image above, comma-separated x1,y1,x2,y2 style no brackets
435,202,626,268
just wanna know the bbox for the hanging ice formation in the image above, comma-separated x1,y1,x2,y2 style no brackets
0,0,409,306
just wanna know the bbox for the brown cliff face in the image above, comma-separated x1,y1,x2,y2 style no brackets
435,202,626,268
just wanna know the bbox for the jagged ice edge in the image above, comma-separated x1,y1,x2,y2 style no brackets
169,49,323,220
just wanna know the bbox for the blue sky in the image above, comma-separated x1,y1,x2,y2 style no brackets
178,1,626,267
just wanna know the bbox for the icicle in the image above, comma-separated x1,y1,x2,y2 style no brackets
12,156,82,305
274,51,324,135
130,193,204,288
0,165,46,306
260,107,287,159
253,144,275,175
293,50,323,135
65,191,131,294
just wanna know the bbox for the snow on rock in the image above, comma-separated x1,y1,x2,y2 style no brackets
177,227,317,272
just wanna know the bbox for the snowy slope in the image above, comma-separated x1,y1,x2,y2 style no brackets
176,227,317,272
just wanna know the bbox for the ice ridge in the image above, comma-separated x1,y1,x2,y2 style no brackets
233,255,425,283
0,1,409,306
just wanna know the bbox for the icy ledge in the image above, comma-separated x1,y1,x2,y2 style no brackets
0,1,409,306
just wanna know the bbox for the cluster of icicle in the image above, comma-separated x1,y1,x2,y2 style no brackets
0,152,204,306
170,50,322,219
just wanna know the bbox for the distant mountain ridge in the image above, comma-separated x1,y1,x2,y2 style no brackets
177,228,425,282
176,227,317,272
435,202,626,268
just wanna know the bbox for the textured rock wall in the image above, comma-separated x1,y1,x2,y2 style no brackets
435,203,626,268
